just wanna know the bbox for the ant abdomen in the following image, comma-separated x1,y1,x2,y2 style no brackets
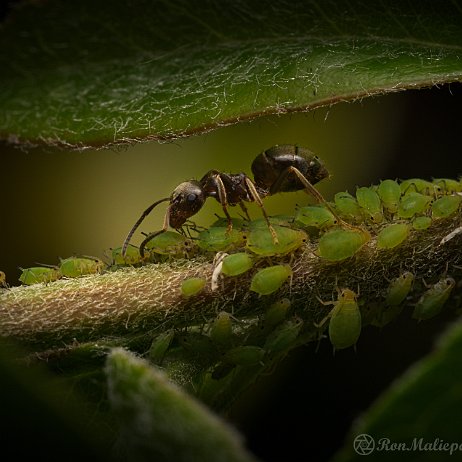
251,144,329,193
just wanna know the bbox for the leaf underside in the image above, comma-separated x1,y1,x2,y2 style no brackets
1,0,462,149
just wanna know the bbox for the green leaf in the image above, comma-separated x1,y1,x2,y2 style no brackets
1,0,461,148
106,348,257,462
332,318,462,462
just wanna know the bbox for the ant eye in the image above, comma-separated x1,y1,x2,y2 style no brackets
187,193,197,202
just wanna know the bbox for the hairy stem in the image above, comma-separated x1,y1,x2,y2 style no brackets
1,217,461,352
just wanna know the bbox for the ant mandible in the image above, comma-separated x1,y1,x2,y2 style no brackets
122,144,339,257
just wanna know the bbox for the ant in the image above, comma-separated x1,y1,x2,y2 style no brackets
122,144,341,257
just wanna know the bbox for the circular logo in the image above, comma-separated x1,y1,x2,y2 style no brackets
353,434,375,456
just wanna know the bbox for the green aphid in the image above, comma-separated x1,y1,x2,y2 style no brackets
223,346,266,366
318,288,361,350
111,244,142,266
197,227,246,252
372,304,405,328
180,277,206,297
412,216,432,230
264,298,291,329
19,267,61,285
385,272,414,306
221,252,254,276
377,179,401,214
295,205,337,229
397,192,432,218
149,330,174,364
412,277,456,321
334,192,363,222
264,319,303,353
246,225,307,257
431,195,462,219
250,265,292,296
356,186,383,223
400,178,441,196
178,332,215,357
376,223,410,250
59,257,104,278
144,231,194,257
372,271,415,327
210,311,233,347
432,178,462,193
59,257,103,278
317,228,370,262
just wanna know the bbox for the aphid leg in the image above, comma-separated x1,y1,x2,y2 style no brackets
314,295,334,328
244,176,279,244
314,313,332,329
213,174,234,235
139,205,171,257
421,278,430,289
122,197,170,256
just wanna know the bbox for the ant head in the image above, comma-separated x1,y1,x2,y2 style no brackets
169,180,206,228
307,155,330,183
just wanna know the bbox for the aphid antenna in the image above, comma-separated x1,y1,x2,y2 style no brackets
226,312,241,323
79,254,103,262
33,262,59,268
314,332,327,353
100,252,113,266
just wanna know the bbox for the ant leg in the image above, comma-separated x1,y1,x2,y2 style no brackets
239,201,252,221
244,176,279,244
139,206,171,258
122,197,170,256
273,166,353,229
213,174,234,234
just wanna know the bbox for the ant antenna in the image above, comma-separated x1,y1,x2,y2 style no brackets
138,203,172,257
122,197,170,257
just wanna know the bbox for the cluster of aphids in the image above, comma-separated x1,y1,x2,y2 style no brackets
147,299,303,385
14,256,105,286
145,272,457,386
